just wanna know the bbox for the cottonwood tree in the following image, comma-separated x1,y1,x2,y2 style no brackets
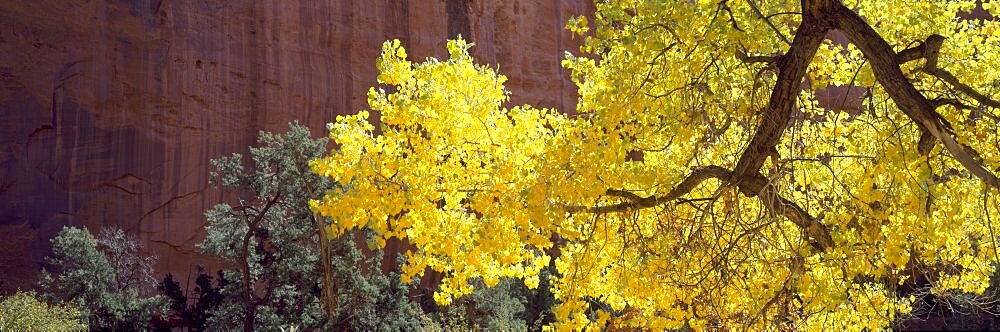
311,0,1000,329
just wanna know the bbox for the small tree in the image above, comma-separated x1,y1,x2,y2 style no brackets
200,122,427,330
200,123,332,330
157,272,187,326
154,266,227,331
40,226,168,330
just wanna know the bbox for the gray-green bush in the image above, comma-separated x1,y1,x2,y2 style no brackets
40,226,168,330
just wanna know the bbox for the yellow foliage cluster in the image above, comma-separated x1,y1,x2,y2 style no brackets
0,292,86,332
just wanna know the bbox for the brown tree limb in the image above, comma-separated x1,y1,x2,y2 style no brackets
828,1,1000,189
895,34,945,65
923,66,1000,110
239,192,282,332
312,212,338,321
897,34,1000,110
573,165,833,251
730,4,830,184
570,165,731,214
737,172,833,251
930,98,1000,122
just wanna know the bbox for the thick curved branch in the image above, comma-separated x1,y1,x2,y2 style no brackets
829,2,1000,189
730,5,830,183
896,35,945,65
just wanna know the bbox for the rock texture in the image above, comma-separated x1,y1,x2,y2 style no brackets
0,0,592,292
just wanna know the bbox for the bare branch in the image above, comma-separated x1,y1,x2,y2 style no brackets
923,67,1000,110
737,172,833,251
569,165,731,214
898,34,1000,110
930,98,1000,122
239,192,282,332
745,0,793,45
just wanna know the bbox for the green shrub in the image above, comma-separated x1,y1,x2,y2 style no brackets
40,226,168,330
0,291,87,331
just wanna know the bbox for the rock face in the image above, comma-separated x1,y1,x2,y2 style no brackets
0,0,592,292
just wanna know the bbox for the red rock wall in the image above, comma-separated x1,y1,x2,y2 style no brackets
0,0,592,292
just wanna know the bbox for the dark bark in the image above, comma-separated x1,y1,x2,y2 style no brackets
826,1,1000,188
730,0,831,184
313,213,338,320
239,193,282,332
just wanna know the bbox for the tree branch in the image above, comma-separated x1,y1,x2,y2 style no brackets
239,192,282,332
829,2,1000,189
572,165,833,251
737,172,833,251
923,67,1000,110
898,34,1000,110
895,35,945,65
730,5,830,184
745,0,793,45
570,165,731,214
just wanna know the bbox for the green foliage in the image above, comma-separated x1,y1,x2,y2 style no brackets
200,122,429,330
430,278,529,331
0,291,87,331
426,267,557,331
329,231,427,331
200,122,332,330
40,226,168,330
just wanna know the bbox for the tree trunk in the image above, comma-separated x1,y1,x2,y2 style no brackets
240,193,281,332
314,213,339,321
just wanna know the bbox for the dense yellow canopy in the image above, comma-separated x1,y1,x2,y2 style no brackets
311,0,1000,330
